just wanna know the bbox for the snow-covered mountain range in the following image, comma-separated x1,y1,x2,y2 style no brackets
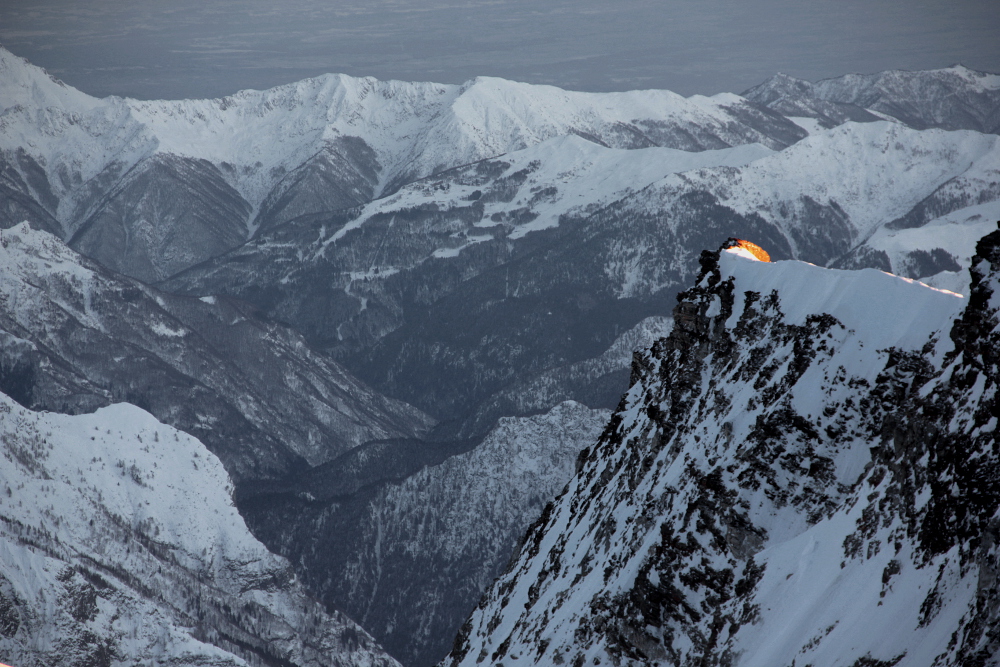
446,229,1000,667
168,110,998,660
3,45,1000,667
0,45,803,282
164,119,1000,430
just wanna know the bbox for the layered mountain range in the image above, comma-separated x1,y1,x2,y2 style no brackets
0,45,805,283
2,46,1000,666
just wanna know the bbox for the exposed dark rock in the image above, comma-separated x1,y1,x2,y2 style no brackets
443,228,999,666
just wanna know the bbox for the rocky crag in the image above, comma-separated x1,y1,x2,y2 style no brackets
446,228,1000,666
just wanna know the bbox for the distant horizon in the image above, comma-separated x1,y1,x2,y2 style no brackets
4,42,997,104
2,0,999,101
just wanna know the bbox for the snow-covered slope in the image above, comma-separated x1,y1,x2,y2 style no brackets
168,133,773,310
813,65,1000,134
159,109,999,667
445,228,1000,666
333,134,773,247
0,390,400,667
741,72,882,130
637,122,1000,266
858,203,1000,294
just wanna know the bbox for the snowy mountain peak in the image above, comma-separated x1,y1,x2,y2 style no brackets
723,237,772,262
715,240,964,350
811,65,1000,133
0,46,812,280
741,72,816,101
0,45,98,113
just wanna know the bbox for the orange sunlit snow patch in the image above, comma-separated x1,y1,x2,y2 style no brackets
724,238,771,262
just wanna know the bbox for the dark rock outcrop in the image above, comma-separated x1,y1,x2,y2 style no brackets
443,227,999,667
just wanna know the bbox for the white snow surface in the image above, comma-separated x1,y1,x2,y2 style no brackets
720,248,965,351
0,390,399,666
865,204,1000,296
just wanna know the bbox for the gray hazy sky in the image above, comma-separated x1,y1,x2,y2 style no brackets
2,0,999,100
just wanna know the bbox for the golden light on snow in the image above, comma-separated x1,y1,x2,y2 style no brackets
724,238,771,262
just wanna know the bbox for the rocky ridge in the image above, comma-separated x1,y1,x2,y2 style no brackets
445,227,1000,667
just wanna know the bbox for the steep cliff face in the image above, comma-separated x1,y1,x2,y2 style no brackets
445,227,999,667
0,391,400,667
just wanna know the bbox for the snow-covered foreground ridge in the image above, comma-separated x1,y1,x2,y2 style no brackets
0,391,400,666
446,226,1000,667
